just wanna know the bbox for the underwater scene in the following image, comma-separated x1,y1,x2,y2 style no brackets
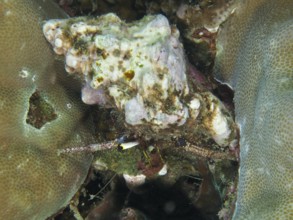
0,0,292,219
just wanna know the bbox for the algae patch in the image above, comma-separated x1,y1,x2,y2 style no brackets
26,90,57,129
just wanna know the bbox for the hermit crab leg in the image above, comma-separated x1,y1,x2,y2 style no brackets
58,140,139,154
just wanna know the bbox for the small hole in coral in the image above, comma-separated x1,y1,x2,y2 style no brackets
26,90,57,129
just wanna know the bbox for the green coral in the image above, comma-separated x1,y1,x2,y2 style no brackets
0,1,95,219
215,0,293,218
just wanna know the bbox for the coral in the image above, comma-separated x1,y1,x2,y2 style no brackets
43,13,237,148
0,1,95,219
214,0,293,218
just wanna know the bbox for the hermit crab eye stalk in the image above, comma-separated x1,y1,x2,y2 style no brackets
117,141,139,151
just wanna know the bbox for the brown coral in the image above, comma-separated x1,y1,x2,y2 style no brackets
0,1,95,219
214,0,293,218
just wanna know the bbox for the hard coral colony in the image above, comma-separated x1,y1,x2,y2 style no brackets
214,0,293,219
0,0,94,219
0,1,292,220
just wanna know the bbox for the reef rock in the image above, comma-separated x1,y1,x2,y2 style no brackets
0,1,94,219
214,0,293,218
